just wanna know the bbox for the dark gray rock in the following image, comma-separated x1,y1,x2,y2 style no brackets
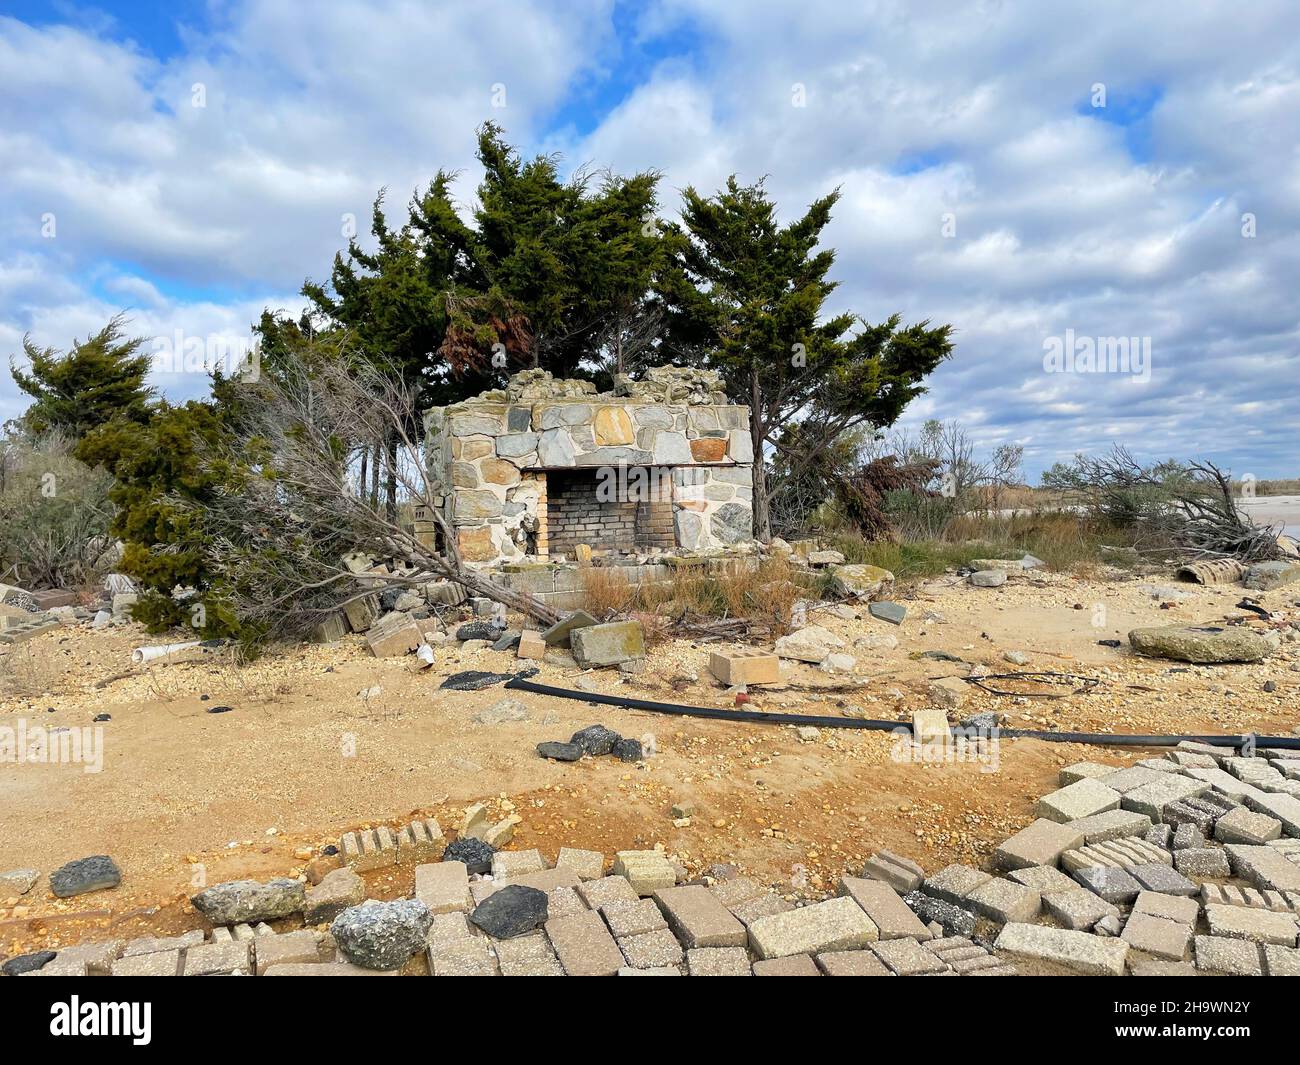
540,610,597,647
331,899,433,970
491,631,521,652
611,738,643,762
868,601,907,625
960,712,1000,731
49,855,121,898
441,670,514,691
902,891,977,938
2,950,56,976
456,622,498,642
570,724,621,756
442,838,494,875
537,741,583,762
191,877,305,924
1072,865,1142,904
469,885,548,939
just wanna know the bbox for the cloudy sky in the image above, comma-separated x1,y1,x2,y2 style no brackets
2,0,1297,478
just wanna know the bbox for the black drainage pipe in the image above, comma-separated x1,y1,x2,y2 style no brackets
503,678,1300,751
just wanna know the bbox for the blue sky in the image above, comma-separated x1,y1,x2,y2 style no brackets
2,0,1298,478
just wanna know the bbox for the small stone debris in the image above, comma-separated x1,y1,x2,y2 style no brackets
537,740,583,762
442,837,495,876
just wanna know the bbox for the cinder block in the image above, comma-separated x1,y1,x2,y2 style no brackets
708,650,780,686
340,826,397,871
396,818,445,864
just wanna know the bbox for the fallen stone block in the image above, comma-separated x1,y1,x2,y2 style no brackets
1042,889,1119,931
966,877,1041,924
1204,904,1299,946
870,936,948,975
653,885,747,948
1037,779,1122,823
815,949,891,976
1225,844,1300,892
396,818,445,864
570,620,646,668
191,878,304,924
1064,809,1153,844
49,855,121,898
837,877,933,940
494,932,565,976
264,961,396,976
546,911,626,976
1193,935,1263,975
861,849,925,892
618,928,685,969
1121,911,1193,961
414,861,471,914
1174,848,1231,879
752,953,820,976
686,946,752,976
747,896,878,959
517,630,546,660
182,940,252,976
555,847,604,881
365,613,424,657
708,648,781,685
253,930,331,974
112,950,182,976
340,826,398,871
611,851,676,896
921,863,992,905
1128,623,1278,664
994,922,1129,975
303,867,365,926
994,818,1085,870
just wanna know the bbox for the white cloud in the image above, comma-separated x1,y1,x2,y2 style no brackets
2,0,1298,478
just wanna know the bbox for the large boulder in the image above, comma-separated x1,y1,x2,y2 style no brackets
570,621,646,668
828,564,894,599
331,899,433,970
191,878,305,924
1128,624,1278,664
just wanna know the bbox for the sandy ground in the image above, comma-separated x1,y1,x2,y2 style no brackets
1,565,1297,956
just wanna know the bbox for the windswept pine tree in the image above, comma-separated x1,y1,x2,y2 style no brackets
657,177,954,541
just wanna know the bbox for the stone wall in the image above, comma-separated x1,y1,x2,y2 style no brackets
423,367,755,565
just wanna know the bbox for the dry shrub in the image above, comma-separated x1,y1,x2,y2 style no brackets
579,565,634,618
0,644,67,698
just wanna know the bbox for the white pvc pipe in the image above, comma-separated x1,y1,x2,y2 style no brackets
132,641,202,664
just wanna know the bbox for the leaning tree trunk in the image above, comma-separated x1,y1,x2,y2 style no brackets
749,369,772,543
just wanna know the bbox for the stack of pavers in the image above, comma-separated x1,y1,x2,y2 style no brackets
8,739,1300,976
979,741,1300,975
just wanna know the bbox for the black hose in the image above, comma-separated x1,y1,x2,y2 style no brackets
504,677,1300,750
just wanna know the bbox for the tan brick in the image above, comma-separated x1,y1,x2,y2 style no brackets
653,885,746,948
546,911,625,976
415,861,471,914
708,649,780,686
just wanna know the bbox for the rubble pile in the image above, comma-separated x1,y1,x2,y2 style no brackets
5,736,1298,976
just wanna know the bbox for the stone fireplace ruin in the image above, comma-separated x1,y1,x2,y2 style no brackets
423,367,755,566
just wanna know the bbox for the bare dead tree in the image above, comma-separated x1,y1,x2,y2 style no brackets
1042,447,1285,561
187,343,562,643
